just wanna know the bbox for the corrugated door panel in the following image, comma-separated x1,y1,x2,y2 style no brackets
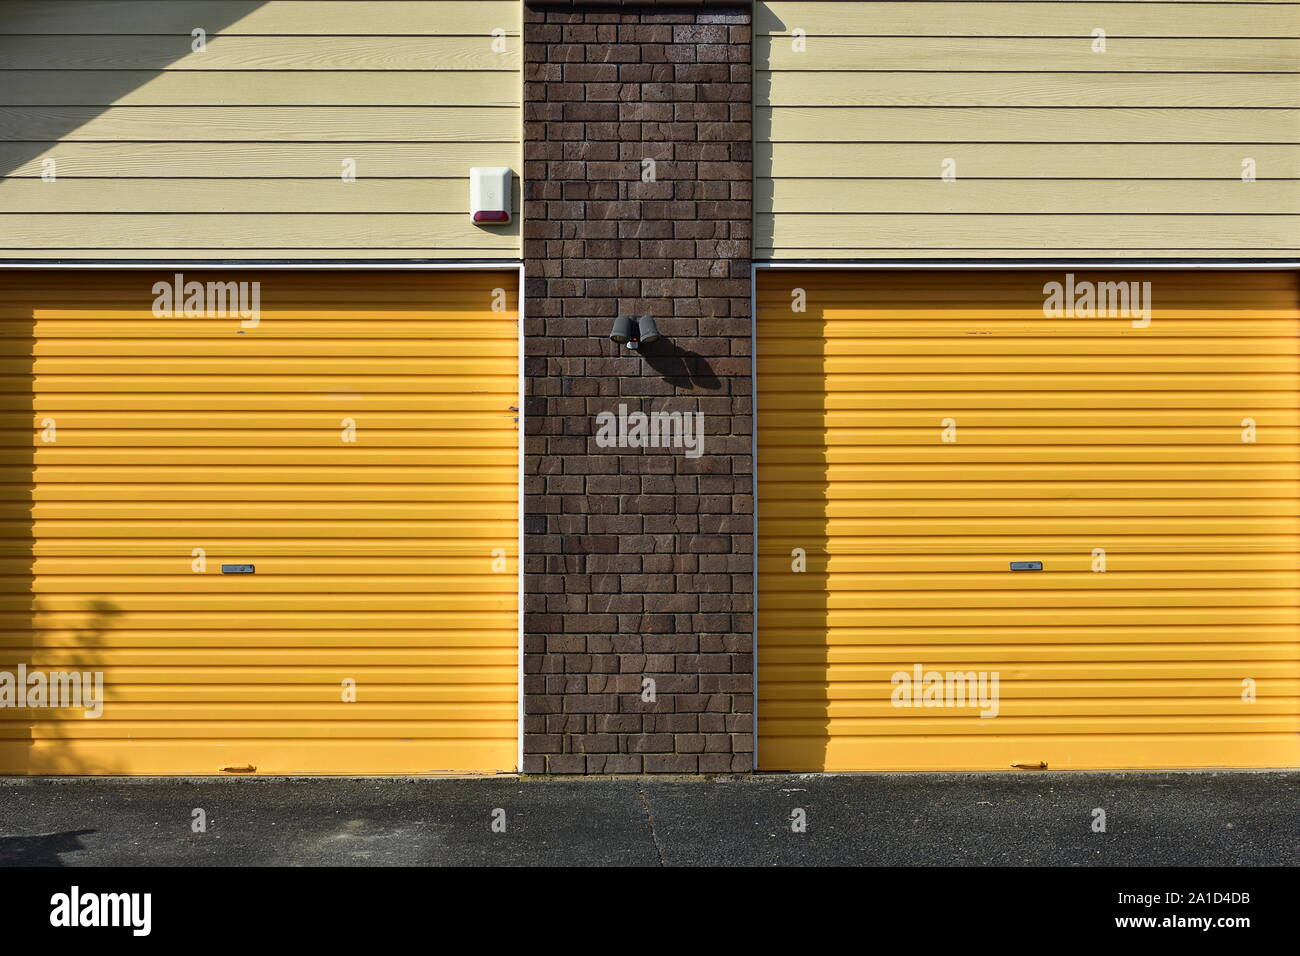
0,270,518,774
757,270,1300,770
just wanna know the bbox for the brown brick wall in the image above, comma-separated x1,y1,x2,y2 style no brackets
521,2,753,773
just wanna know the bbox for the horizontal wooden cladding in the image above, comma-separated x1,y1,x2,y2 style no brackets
2,1,523,35
0,142,517,178
757,143,1300,180
756,2,1300,38
760,180,1300,214
0,71,520,107
758,36,1300,71
0,3,522,260
0,36,519,70
759,72,1298,108
765,249,1298,259
0,269,520,774
0,106,515,141
0,179,522,215
0,215,519,251
755,3,1297,259
757,215,1300,253
759,107,1298,143
756,269,1300,770
1,250,524,260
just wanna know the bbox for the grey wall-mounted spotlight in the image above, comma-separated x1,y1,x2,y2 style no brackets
608,314,662,350
637,315,661,345
609,314,635,345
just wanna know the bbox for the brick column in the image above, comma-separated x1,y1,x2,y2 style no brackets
522,2,753,773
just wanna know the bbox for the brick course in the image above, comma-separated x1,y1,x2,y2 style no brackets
522,2,753,774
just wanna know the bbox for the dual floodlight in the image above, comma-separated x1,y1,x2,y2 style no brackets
608,314,662,350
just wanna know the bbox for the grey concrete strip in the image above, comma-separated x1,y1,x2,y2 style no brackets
0,771,1295,867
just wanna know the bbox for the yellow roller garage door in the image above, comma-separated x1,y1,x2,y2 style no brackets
757,269,1300,771
0,270,518,774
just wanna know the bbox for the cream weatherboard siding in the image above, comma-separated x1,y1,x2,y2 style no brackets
0,1,521,259
756,269,1300,771
755,1,1300,259
0,270,519,774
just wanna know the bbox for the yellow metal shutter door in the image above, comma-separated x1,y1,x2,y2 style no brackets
757,270,1300,771
0,270,518,774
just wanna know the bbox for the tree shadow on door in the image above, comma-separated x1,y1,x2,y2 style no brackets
1,275,126,775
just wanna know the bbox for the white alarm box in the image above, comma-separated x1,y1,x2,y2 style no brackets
469,167,512,224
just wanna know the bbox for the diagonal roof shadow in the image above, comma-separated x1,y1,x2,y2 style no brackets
0,0,270,180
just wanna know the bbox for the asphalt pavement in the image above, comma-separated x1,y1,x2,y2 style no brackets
0,771,1295,866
